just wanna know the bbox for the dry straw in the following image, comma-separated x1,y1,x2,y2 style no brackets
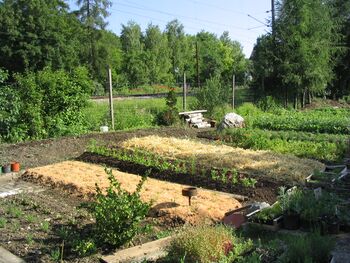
121,136,324,183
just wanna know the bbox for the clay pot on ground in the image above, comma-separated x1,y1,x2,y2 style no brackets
283,213,300,230
2,164,11,174
11,162,20,172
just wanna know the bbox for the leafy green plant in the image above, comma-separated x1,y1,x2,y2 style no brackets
240,178,257,188
93,168,151,247
254,203,283,223
0,217,7,228
7,206,23,218
41,221,50,232
73,239,97,257
278,187,303,215
56,226,71,240
26,233,34,245
25,214,37,223
50,247,61,262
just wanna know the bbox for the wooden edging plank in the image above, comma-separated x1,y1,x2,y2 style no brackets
0,247,25,263
101,236,172,263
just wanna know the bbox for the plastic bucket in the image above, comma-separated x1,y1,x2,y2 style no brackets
11,162,20,172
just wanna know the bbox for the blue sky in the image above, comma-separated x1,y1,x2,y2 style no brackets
68,0,272,57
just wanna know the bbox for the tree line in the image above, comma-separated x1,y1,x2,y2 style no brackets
251,0,350,107
0,0,248,92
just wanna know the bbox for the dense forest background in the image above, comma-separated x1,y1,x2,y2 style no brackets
0,0,349,142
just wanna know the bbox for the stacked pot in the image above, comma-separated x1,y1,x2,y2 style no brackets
1,162,20,174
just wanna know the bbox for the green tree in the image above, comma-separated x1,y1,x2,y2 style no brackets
120,21,148,86
165,20,193,83
196,31,224,84
219,31,248,85
76,0,112,80
328,0,350,98
144,24,172,84
275,0,337,107
94,30,123,87
0,0,82,73
250,34,278,99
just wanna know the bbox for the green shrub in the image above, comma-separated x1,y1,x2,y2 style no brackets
0,67,93,142
167,224,253,263
195,76,226,116
93,168,151,247
157,88,179,126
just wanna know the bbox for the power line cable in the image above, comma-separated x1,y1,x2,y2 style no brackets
113,1,250,31
111,7,257,42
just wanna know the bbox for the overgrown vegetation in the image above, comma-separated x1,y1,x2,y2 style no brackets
166,225,253,263
0,67,92,142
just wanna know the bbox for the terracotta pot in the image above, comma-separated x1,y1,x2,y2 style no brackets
283,213,300,230
11,162,20,172
2,164,11,174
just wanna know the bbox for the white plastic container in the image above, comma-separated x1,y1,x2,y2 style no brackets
100,126,109,133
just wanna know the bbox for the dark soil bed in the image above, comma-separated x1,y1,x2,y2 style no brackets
0,189,178,263
77,152,282,204
0,127,200,169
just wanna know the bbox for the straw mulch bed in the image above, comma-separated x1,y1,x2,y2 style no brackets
22,161,241,224
121,136,324,183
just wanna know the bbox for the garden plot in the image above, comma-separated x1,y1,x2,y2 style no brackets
22,161,242,224
120,136,324,183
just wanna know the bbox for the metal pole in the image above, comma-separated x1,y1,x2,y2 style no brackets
108,67,114,130
183,72,187,111
271,0,275,35
232,74,235,110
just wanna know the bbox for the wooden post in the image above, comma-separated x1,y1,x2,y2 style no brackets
108,67,114,130
183,72,187,111
232,74,235,110
196,41,200,88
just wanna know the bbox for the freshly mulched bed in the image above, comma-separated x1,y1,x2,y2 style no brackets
77,152,281,204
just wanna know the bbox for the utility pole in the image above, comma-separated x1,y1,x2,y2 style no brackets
232,74,235,110
108,67,114,130
196,41,200,88
183,72,187,111
271,0,275,35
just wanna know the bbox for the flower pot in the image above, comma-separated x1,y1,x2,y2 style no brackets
11,162,20,172
2,164,11,174
283,213,300,230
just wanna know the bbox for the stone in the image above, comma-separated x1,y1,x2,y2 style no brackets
217,113,245,130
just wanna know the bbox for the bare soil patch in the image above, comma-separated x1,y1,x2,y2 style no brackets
0,127,199,169
22,161,242,224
